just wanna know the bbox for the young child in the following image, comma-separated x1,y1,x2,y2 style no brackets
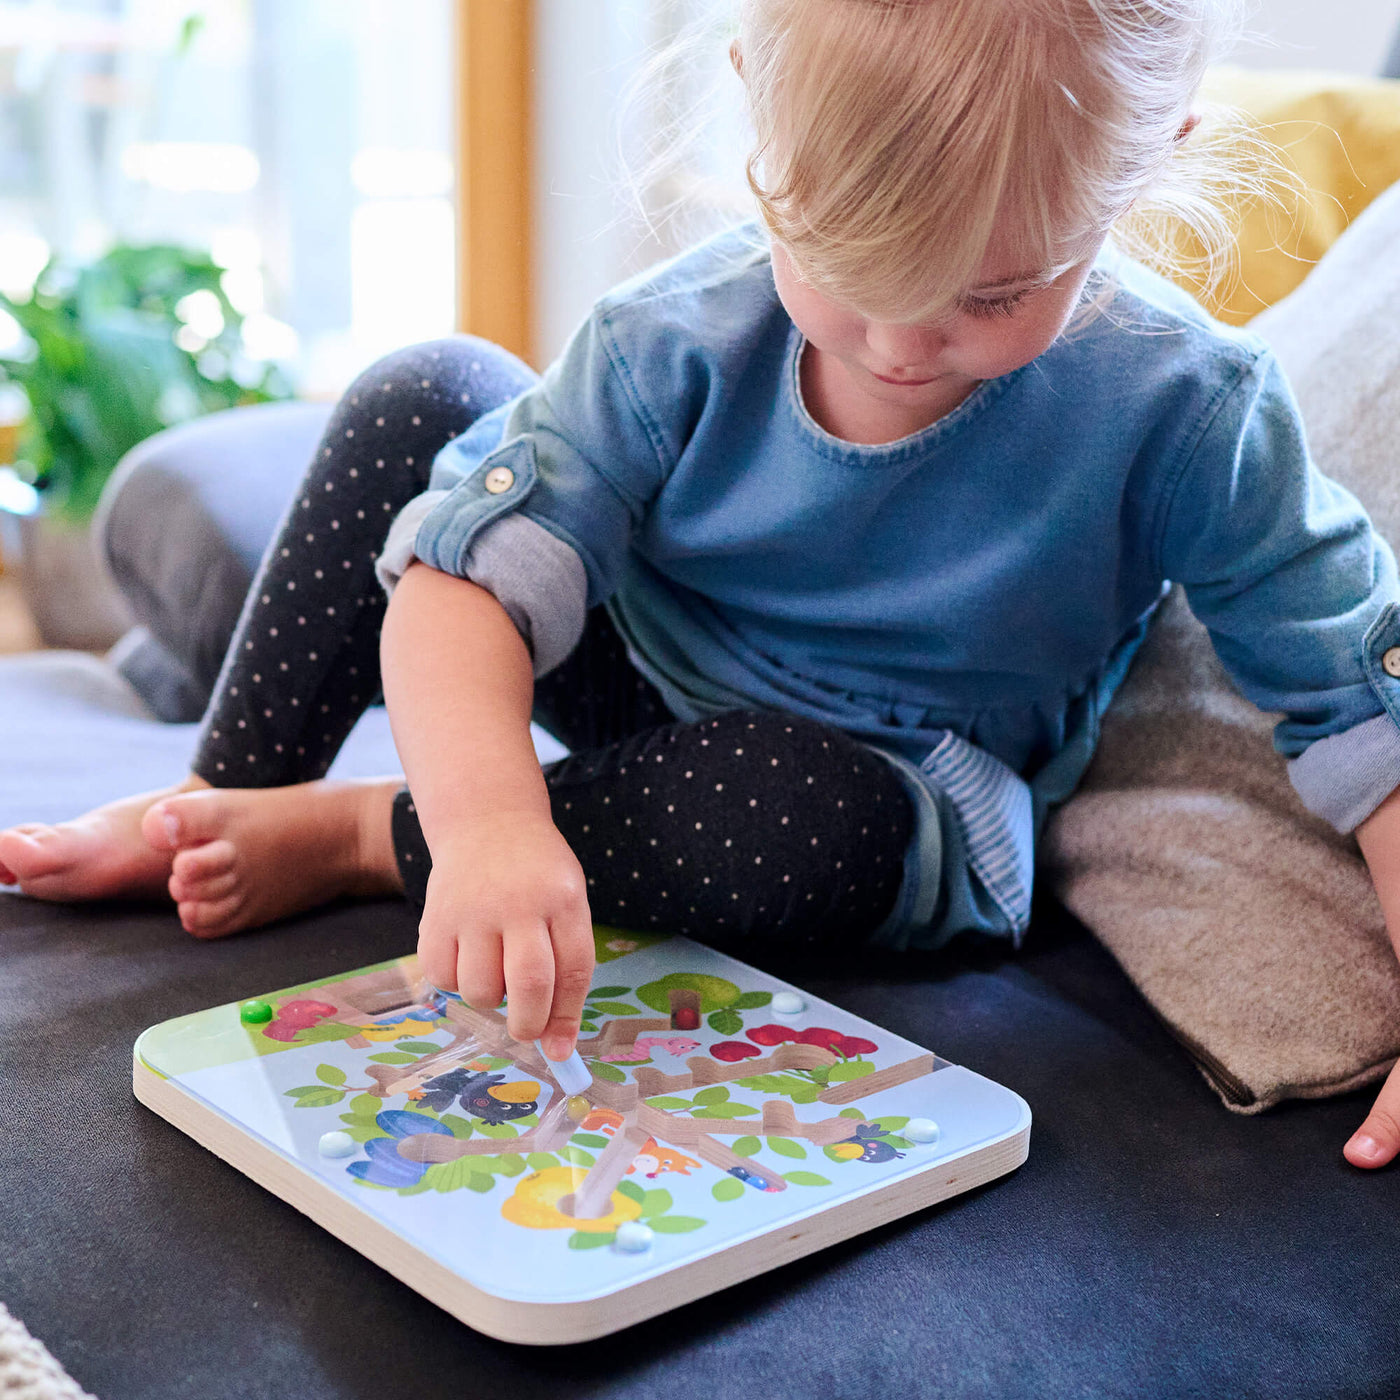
4,0,1399,1170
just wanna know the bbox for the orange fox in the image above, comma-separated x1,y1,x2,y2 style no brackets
627,1139,701,1179
579,1109,700,1179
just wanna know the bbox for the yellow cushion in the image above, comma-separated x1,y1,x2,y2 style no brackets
1171,67,1400,323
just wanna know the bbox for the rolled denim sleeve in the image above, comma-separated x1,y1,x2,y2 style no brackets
376,493,588,678
414,307,673,610
1157,348,1400,827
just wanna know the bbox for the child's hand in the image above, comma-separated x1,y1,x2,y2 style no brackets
1345,1062,1400,1169
416,815,595,1062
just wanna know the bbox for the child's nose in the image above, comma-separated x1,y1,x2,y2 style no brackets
865,320,945,368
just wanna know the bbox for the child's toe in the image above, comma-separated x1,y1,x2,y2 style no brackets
143,790,231,853
177,892,244,938
0,827,69,881
171,839,237,884
169,867,239,905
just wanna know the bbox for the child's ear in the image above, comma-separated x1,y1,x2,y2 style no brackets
729,38,743,77
1175,111,1201,143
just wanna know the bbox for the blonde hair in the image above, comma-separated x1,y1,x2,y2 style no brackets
620,0,1290,325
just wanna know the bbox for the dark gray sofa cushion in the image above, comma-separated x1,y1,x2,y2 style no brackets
3,653,1398,1400
95,400,333,720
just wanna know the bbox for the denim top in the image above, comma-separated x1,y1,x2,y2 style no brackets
407,221,1400,949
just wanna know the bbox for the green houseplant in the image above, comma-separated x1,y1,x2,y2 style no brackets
0,243,294,647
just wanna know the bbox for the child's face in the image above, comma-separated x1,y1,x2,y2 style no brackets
770,232,1106,436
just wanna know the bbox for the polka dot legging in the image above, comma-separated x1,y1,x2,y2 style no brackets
193,335,916,949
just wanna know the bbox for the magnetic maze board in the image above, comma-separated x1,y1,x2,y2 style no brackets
133,927,1031,1344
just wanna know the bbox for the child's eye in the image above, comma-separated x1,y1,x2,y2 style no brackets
959,289,1030,320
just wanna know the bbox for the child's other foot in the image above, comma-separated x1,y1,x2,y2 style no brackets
141,778,404,938
0,779,209,902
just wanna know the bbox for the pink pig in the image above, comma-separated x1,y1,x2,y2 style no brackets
600,1034,701,1062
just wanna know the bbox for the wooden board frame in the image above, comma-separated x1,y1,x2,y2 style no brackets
133,1058,1027,1345
133,938,1030,1345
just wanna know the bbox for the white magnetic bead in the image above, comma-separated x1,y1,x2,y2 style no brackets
318,1131,356,1158
905,1118,940,1144
771,991,805,1016
613,1222,654,1253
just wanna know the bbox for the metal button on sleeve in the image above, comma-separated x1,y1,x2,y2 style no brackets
1383,646,1400,679
484,465,515,494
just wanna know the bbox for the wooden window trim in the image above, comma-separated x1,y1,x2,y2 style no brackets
456,0,535,367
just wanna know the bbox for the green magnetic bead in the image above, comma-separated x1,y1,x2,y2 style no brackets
239,999,274,1025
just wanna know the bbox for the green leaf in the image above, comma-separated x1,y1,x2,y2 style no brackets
827,1060,875,1083
691,1103,759,1118
397,1178,433,1196
498,1154,527,1176
348,1094,383,1116
368,1052,417,1065
872,1116,910,1131
640,1189,673,1218
439,1114,474,1140
839,1107,867,1119
883,1135,913,1150
578,1021,599,1033
731,991,772,1009
482,1056,513,1070
587,1061,626,1083
564,1147,597,1168
424,1157,484,1194
766,1136,807,1159
315,1064,347,1086
568,1231,615,1249
475,1122,519,1139
616,1179,645,1204
588,985,630,999
337,1112,380,1130
527,1152,560,1171
570,1133,611,1149
587,1001,642,1016
288,1087,346,1109
791,1087,821,1104
712,1177,746,1202
731,1135,761,1158
292,1021,363,1045
514,1114,539,1128
706,1009,743,1035
335,1116,386,1142
692,1085,730,1105
285,1085,325,1098
649,1216,706,1233
643,1096,692,1111
465,1173,496,1193
396,1040,443,1054
782,1172,832,1187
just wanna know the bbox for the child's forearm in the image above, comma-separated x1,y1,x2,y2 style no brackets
379,561,594,1059
380,561,549,843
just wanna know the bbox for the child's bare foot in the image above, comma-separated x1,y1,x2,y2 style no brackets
140,778,405,938
0,777,211,902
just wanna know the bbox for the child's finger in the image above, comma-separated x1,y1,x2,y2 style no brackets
414,915,461,994
455,922,505,1009
500,919,555,1044
540,907,596,1060
1343,1056,1400,1168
